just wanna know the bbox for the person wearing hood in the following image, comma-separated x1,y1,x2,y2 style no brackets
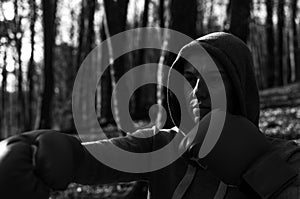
0,32,299,199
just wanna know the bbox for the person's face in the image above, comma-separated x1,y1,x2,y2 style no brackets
183,55,237,123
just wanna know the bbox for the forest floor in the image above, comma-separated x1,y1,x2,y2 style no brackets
50,106,300,199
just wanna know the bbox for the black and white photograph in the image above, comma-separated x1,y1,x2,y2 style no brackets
0,0,299,198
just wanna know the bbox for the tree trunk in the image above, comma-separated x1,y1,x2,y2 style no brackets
72,0,96,131
286,28,292,84
102,1,148,197
169,0,197,39
276,0,285,86
65,8,76,132
157,0,198,128
14,0,26,132
102,0,136,132
87,0,96,51
133,0,151,120
266,0,275,88
207,0,215,31
76,0,85,71
228,0,251,43
100,22,114,125
39,0,57,129
1,51,7,138
76,0,96,70
198,0,205,35
159,0,165,28
224,0,231,31
292,0,300,81
26,0,37,131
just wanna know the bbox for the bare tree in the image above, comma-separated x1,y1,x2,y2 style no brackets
228,0,251,43
13,0,26,132
266,0,275,88
292,0,300,81
70,0,96,132
102,0,136,132
223,0,231,31
159,0,165,28
1,50,7,138
76,0,86,71
102,1,148,197
100,22,114,126
39,0,58,129
76,0,96,71
207,0,215,31
276,0,285,86
157,0,198,128
133,0,151,120
26,0,37,130
65,8,77,131
87,0,96,51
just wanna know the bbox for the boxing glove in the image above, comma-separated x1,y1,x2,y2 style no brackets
0,130,85,199
180,110,297,198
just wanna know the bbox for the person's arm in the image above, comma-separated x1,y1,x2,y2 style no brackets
75,128,157,185
181,110,298,199
79,126,184,184
0,128,157,199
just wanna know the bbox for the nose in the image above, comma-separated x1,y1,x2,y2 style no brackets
192,79,199,97
192,78,209,99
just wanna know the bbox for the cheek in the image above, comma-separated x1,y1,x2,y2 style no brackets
183,83,197,118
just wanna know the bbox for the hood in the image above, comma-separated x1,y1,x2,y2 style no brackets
166,32,259,130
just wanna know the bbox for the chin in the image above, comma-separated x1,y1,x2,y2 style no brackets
192,108,211,123
194,117,200,123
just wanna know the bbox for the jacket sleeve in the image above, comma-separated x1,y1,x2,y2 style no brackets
75,126,179,185
272,140,300,199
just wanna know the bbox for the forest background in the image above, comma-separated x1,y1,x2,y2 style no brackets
1,0,300,198
1,0,300,138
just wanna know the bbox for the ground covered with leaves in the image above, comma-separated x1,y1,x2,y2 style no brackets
260,106,300,140
50,106,300,199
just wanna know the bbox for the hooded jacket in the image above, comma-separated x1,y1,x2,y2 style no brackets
78,32,300,199
166,32,259,131
152,32,261,198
